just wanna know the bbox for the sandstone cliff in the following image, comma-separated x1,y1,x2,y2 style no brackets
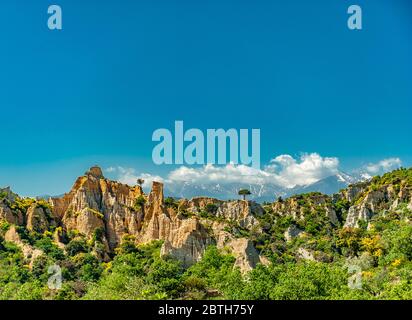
2,166,410,274
336,174,412,228
47,167,266,272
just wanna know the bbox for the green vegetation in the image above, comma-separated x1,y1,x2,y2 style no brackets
136,178,145,187
238,189,251,200
2,220,411,300
133,196,146,210
0,168,412,300
164,197,178,210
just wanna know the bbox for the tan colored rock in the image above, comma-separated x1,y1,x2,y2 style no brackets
86,166,104,179
273,193,338,224
160,218,213,267
297,247,316,261
183,197,223,211
216,200,262,229
51,166,144,250
0,202,23,225
227,238,266,273
50,167,266,270
344,188,390,227
26,204,50,233
284,225,303,242
4,225,21,243
144,181,165,222
5,226,43,268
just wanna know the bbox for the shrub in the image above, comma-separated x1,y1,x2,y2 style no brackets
134,196,146,210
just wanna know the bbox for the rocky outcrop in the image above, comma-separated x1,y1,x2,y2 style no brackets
284,225,304,242
160,219,213,267
0,188,23,225
62,207,105,237
26,204,51,233
141,182,266,271
345,205,372,228
297,247,316,261
216,201,263,229
296,247,330,263
342,183,369,203
50,168,144,250
0,202,23,225
47,167,266,272
226,238,268,273
180,197,262,229
0,187,18,202
344,183,412,228
272,193,338,224
4,226,43,268
178,197,223,215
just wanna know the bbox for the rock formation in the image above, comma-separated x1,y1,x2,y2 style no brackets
272,193,339,225
4,226,43,268
342,183,412,228
1,166,411,274
47,167,267,272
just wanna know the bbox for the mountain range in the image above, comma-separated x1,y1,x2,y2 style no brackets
1,165,412,300
164,171,363,203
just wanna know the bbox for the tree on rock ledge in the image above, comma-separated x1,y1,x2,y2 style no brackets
238,189,251,201
136,178,145,187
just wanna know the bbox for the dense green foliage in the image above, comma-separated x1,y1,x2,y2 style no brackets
1,168,412,300
1,215,411,300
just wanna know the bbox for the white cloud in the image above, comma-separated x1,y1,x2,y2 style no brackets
265,153,339,187
168,153,339,188
104,166,164,188
365,158,402,174
168,163,275,185
106,154,402,191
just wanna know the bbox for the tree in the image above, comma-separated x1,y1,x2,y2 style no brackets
238,189,251,201
136,178,145,187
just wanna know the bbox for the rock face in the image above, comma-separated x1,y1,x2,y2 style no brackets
26,204,51,233
216,201,263,229
284,225,304,242
50,168,144,250
0,202,23,225
343,183,412,228
227,238,267,272
2,166,412,274
0,188,23,225
272,193,338,225
48,167,266,272
5,226,43,268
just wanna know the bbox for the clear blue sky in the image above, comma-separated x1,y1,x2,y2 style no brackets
0,0,411,195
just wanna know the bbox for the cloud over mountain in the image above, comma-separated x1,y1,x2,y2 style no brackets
365,158,402,174
105,154,404,201
106,166,164,188
106,153,340,189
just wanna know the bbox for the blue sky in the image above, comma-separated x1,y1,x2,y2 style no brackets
0,0,411,196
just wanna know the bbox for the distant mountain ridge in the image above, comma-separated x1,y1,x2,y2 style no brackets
164,171,364,203
1,166,412,300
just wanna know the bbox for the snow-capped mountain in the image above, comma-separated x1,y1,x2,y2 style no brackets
289,172,359,197
164,171,363,203
164,181,286,203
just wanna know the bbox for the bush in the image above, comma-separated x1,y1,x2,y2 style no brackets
66,239,89,256
134,196,146,210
